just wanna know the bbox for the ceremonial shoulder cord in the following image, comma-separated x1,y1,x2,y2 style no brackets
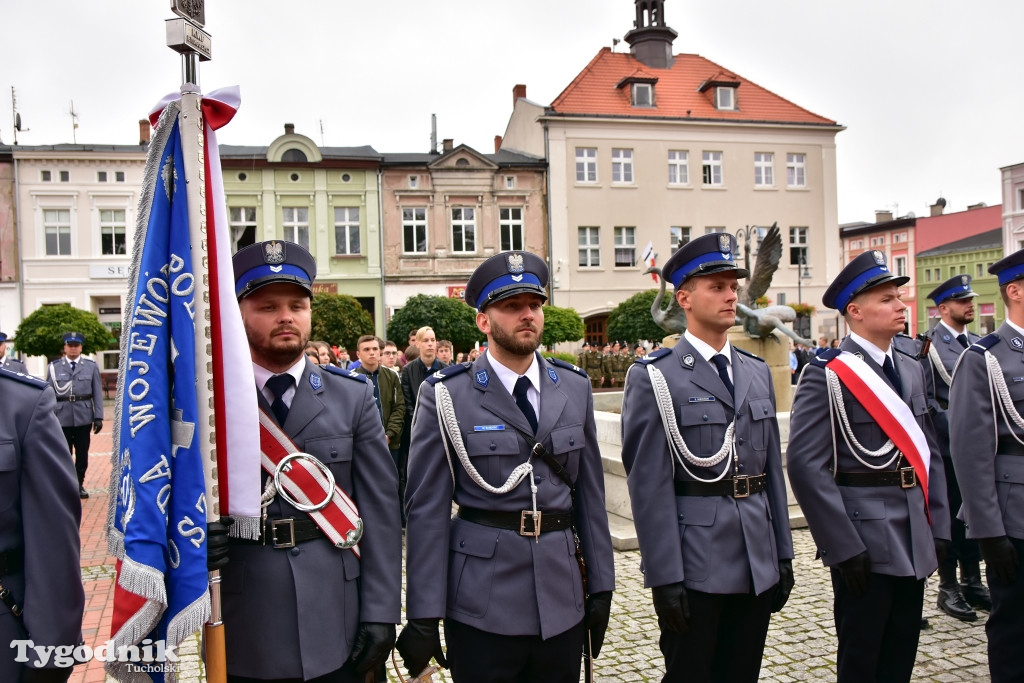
48,363,74,398
984,351,1024,447
928,342,954,387
434,382,540,516
645,364,736,483
824,367,901,472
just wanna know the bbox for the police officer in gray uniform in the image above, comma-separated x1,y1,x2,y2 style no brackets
225,241,402,682
948,249,1024,683
48,332,103,499
0,367,85,683
397,251,614,683
621,233,794,683
0,332,28,374
922,275,990,622
788,250,950,683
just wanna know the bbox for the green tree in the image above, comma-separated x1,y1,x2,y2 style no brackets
310,293,375,353
15,304,115,359
541,305,585,348
386,294,483,351
607,289,669,344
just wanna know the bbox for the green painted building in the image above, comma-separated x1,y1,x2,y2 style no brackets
916,228,1003,335
220,124,385,336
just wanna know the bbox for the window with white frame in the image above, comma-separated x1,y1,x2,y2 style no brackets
668,150,689,185
282,207,310,250
229,207,257,252
705,226,726,235
715,87,736,110
614,227,636,267
925,269,932,282
578,227,600,267
893,256,907,278
575,147,598,183
632,83,653,107
115,171,125,182
408,175,419,189
59,170,70,182
499,207,525,251
611,149,634,184
670,226,691,253
789,226,808,266
892,232,907,243
850,239,863,249
754,152,774,186
402,207,428,254
787,153,807,187
702,151,723,186
934,268,942,281
334,207,360,255
41,170,52,182
97,171,108,183
504,176,516,190
977,263,984,278
44,209,72,256
451,207,476,253
870,235,885,247
99,209,126,255
959,264,967,275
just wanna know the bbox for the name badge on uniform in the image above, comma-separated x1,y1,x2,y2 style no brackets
474,425,505,431
688,396,716,403
1014,377,1024,384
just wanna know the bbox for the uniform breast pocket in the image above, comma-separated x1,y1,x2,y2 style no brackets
846,400,883,449
678,403,729,455
463,430,520,485
910,393,928,418
549,424,585,478
303,435,354,490
0,442,17,513
747,398,775,452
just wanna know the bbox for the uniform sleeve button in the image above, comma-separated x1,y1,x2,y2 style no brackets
763,407,769,415
569,438,575,446
702,414,709,422
490,443,497,451
1004,473,1010,479
459,540,465,548
853,511,860,518
678,514,685,521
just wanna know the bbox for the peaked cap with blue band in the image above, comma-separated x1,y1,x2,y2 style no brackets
464,251,548,311
822,250,909,313
233,240,317,300
660,232,749,288
63,331,85,344
927,274,978,305
989,247,1024,286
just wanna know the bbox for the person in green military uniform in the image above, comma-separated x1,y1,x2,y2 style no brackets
582,341,604,389
604,342,627,388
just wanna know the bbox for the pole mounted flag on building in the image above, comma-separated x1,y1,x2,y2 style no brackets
640,240,657,281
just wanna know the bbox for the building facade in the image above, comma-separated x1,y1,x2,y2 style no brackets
1002,161,1024,255
916,228,1003,335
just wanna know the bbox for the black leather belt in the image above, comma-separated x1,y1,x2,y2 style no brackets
57,395,93,402
231,518,326,548
835,468,918,489
674,474,767,498
456,506,572,536
0,548,21,577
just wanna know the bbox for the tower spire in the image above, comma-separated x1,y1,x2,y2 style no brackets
624,0,678,69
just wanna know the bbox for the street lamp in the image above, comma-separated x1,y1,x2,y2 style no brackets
735,224,762,274
797,253,812,337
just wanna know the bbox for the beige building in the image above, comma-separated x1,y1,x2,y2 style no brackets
501,0,844,342
380,141,547,315
1002,161,1024,255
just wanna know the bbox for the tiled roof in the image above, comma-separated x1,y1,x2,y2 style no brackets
917,227,1003,258
550,48,837,126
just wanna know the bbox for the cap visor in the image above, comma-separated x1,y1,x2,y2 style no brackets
483,284,548,307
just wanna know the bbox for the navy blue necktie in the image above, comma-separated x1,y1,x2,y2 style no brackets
956,333,969,349
711,354,734,401
513,376,538,434
266,374,295,426
70,360,77,373
882,355,903,395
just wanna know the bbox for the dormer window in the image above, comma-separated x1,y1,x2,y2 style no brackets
618,74,658,108
632,83,653,107
715,86,736,110
282,149,307,163
699,73,741,111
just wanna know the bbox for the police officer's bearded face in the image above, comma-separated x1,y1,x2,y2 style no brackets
943,298,975,327
240,282,312,371
64,342,83,360
478,293,544,358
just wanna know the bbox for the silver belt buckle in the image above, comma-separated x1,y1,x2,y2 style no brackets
270,518,296,549
899,467,917,489
519,510,542,538
732,476,751,498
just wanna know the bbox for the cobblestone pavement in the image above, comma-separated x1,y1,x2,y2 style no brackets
74,409,991,682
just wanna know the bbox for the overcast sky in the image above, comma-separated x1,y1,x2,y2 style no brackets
3,0,1021,223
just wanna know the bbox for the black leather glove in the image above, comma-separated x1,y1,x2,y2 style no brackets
772,559,795,612
584,591,612,658
349,622,396,675
396,618,447,677
652,582,689,634
934,538,949,568
92,419,103,434
837,551,871,598
206,516,234,571
979,536,1019,585
21,667,72,683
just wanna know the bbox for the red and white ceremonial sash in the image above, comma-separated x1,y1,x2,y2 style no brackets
826,352,932,516
258,411,363,557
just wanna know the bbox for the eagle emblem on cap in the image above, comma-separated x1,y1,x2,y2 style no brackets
873,250,885,265
264,241,285,264
507,253,525,274
718,234,731,253
961,275,969,287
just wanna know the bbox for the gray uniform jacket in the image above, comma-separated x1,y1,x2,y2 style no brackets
404,352,614,640
923,326,979,449
620,340,794,595
0,369,84,679
949,323,1024,540
222,360,402,680
0,356,27,374
48,356,103,427
788,339,950,579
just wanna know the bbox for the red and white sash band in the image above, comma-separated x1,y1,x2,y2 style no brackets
258,411,363,557
826,352,931,515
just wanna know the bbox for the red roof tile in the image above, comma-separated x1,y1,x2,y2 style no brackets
550,48,837,126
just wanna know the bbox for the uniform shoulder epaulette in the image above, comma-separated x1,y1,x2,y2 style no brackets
545,356,588,379
425,362,471,385
635,348,673,365
810,348,842,365
734,347,765,363
0,366,47,388
892,333,922,358
322,365,367,383
968,333,1001,354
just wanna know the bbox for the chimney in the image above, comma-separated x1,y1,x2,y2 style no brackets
929,197,947,216
512,84,527,106
494,135,503,153
874,210,894,223
138,119,151,146
284,123,295,135
442,138,453,153
967,202,988,211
